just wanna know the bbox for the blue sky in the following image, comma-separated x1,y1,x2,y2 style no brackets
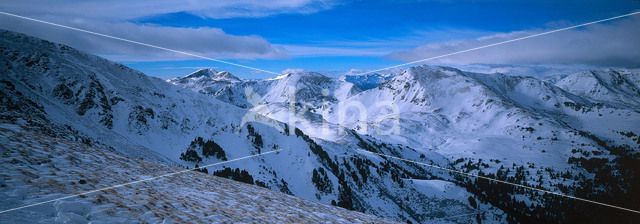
2,0,639,79
129,0,640,79
136,0,636,43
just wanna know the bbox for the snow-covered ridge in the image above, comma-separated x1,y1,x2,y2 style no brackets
553,70,640,108
172,69,363,109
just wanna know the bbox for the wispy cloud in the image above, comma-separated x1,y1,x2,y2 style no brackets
0,0,337,20
386,16,640,67
281,68,306,74
278,45,389,57
279,28,494,57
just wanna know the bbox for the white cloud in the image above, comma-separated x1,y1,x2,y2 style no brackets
281,68,306,74
0,16,288,60
278,45,389,57
386,16,640,68
0,0,337,61
279,28,494,57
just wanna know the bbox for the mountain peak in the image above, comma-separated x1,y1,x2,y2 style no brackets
292,70,326,78
270,70,328,81
213,71,241,82
184,68,217,79
176,68,241,83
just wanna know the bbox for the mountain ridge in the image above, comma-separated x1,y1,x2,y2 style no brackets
171,62,640,222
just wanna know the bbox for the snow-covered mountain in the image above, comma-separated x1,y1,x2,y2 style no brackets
173,61,640,223
168,68,241,96
3,28,640,223
0,30,507,223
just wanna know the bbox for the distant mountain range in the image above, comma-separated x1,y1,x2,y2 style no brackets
2,29,639,223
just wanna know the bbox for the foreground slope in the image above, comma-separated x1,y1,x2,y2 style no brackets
0,123,393,223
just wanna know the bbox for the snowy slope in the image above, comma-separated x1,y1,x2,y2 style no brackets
0,123,394,223
325,65,640,222
553,70,640,108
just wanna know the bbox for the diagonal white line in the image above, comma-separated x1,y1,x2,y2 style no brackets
439,211,483,220
360,150,640,214
0,149,282,214
0,11,281,76
358,11,640,76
